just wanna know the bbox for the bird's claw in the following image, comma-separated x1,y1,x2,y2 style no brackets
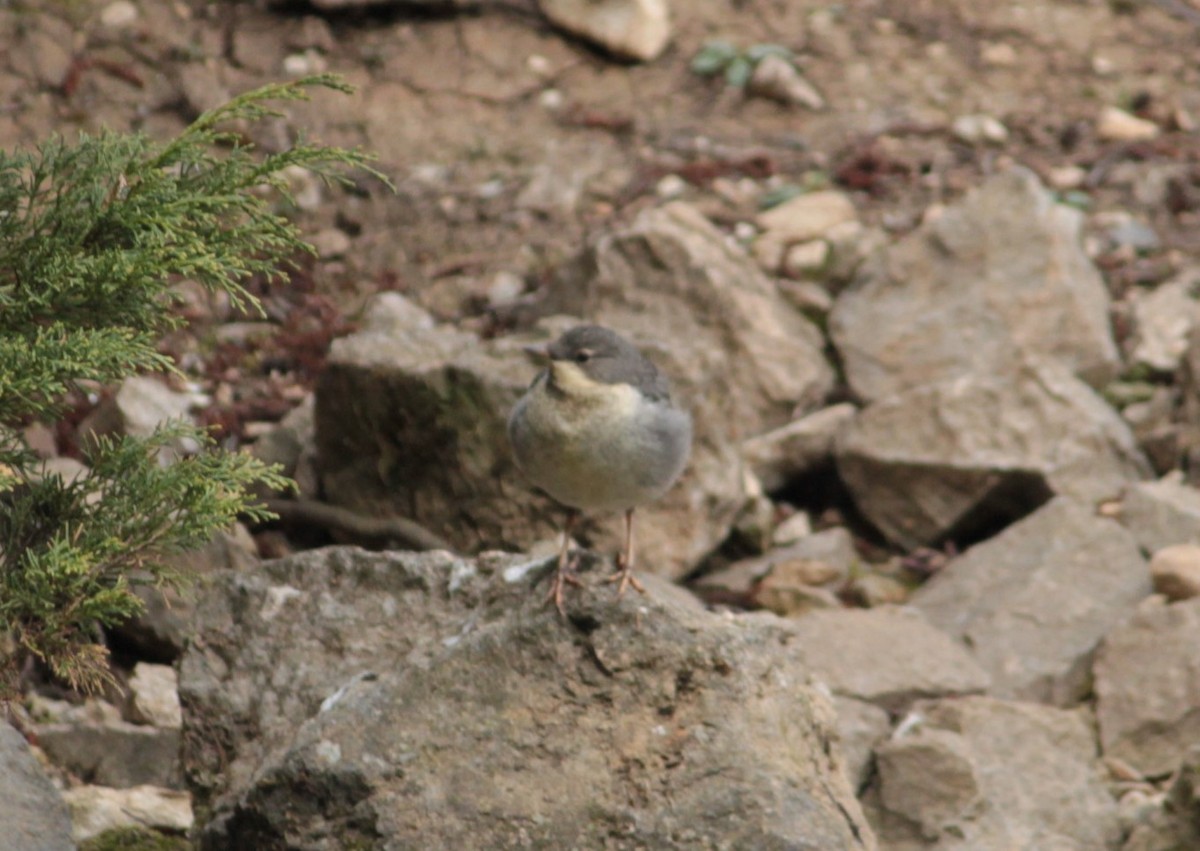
604,566,646,598
544,558,582,617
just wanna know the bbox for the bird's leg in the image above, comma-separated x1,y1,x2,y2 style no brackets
545,508,582,616
606,508,646,597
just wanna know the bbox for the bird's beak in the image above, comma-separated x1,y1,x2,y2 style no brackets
523,343,550,360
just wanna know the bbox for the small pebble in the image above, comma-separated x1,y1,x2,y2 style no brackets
282,50,327,77
100,0,138,27
656,174,687,200
980,42,1017,67
782,240,829,277
1047,165,1087,190
772,512,812,547
1097,106,1160,142
952,114,1009,145
1148,544,1200,601
487,271,525,307
310,228,351,259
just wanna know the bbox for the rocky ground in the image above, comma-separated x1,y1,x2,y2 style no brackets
4,0,1200,848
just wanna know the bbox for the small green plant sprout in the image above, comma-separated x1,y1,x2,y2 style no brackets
690,40,796,89
0,74,386,697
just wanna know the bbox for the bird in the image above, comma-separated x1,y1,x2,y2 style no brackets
508,324,692,615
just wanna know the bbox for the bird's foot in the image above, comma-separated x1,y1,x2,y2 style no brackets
544,559,582,617
604,558,646,598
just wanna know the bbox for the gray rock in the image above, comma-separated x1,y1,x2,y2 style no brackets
179,547,876,850
315,301,528,546
742,402,857,492
0,722,74,851
1121,475,1200,555
515,141,606,216
78,375,197,448
864,697,1121,850
1121,387,1181,476
837,358,1151,548
1127,274,1200,374
698,525,858,604
37,721,182,789
912,497,1151,706
538,0,671,62
1148,545,1200,601
11,17,74,89
764,525,858,586
1095,597,1200,778
251,393,317,498
830,167,1120,403
783,606,991,713
109,524,259,662
832,695,891,792
1121,745,1200,851
747,54,826,109
1178,320,1200,480
1108,218,1162,252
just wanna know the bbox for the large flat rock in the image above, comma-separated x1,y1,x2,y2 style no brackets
179,547,876,850
864,696,1120,850
784,606,991,713
830,166,1120,403
1095,597,1200,778
911,497,1151,705
837,359,1150,548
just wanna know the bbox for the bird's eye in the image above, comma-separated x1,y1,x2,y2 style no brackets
574,349,592,364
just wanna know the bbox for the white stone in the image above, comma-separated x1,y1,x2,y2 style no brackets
64,785,192,843
1148,544,1200,601
1048,165,1087,190
311,227,352,259
951,113,1008,144
33,456,91,485
771,512,812,547
526,54,552,76
100,0,138,27
781,240,830,277
538,0,671,62
487,271,526,307
980,41,1017,67
747,55,825,110
361,292,435,334
755,190,857,243
128,663,182,729
282,50,327,77
1097,106,1160,142
655,173,687,200
1129,275,1199,374
1092,55,1117,76
283,164,324,211
732,221,757,243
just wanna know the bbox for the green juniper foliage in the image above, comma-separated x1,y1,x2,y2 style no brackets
0,74,381,696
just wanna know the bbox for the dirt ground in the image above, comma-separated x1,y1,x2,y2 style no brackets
3,0,1199,467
